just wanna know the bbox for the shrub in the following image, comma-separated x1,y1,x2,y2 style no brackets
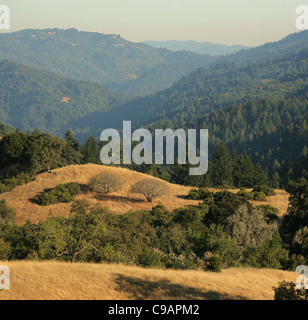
37,182,81,206
89,172,123,194
131,179,168,202
157,250,197,270
237,189,254,200
203,252,222,272
0,199,16,225
0,172,31,194
256,204,279,222
253,185,276,196
137,247,162,268
187,188,200,200
273,281,308,300
253,191,267,201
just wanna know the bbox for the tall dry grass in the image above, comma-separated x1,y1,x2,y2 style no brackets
0,261,297,300
0,164,290,225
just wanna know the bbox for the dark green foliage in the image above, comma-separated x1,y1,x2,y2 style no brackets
203,191,250,227
137,247,162,268
187,188,213,203
0,172,31,194
83,135,101,164
203,254,222,273
253,191,267,201
0,199,16,225
252,185,276,196
150,204,173,227
0,60,128,136
237,189,255,200
210,143,233,187
233,151,255,188
242,232,289,269
280,178,308,247
0,122,15,136
256,205,279,222
37,183,81,206
0,132,83,177
273,281,308,300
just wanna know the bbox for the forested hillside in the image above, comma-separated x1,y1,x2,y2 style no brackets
0,28,217,96
71,46,308,136
0,60,128,135
0,122,15,136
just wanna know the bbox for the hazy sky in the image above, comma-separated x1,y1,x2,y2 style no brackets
2,0,305,46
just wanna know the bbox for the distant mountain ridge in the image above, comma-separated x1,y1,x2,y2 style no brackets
143,40,251,55
0,28,217,96
72,42,308,137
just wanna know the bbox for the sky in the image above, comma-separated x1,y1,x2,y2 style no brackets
1,0,306,46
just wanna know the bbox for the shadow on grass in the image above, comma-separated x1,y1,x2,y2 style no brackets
93,194,145,203
114,274,248,300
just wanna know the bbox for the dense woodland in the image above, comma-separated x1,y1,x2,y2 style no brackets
0,30,307,293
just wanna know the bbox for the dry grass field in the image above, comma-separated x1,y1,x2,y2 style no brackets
0,164,290,225
0,261,297,300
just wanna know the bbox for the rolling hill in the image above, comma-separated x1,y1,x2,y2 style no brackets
0,60,128,135
0,122,15,137
0,261,297,300
0,164,289,226
0,28,217,96
69,43,308,140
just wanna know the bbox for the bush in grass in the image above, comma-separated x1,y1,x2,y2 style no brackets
203,253,222,272
0,199,16,225
186,188,200,200
38,182,81,206
137,247,162,268
253,191,267,201
0,172,31,194
158,250,197,270
253,185,276,196
237,189,254,200
273,281,308,300
187,188,214,205
256,204,279,222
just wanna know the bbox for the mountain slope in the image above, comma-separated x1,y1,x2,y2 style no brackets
0,28,217,96
70,45,308,138
0,122,15,136
143,40,250,55
0,60,128,135
0,164,289,226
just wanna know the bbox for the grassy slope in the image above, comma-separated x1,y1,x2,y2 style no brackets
0,164,289,225
0,261,296,300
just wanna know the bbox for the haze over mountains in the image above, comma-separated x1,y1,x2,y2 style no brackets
0,29,307,169
143,40,250,56
0,28,217,96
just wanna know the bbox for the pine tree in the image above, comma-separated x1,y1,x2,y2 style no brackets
210,143,233,187
233,151,254,188
65,129,81,152
83,135,100,164
253,163,269,186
